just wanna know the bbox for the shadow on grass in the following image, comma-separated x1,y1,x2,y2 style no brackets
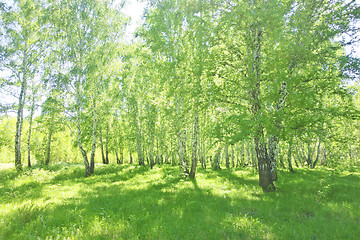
2,165,360,240
2,165,271,239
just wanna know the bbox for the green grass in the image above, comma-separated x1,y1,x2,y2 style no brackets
1,163,359,239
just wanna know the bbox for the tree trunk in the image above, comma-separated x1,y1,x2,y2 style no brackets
115,148,120,164
135,103,144,166
231,145,235,168
225,142,230,169
148,102,156,168
268,136,278,181
212,146,221,170
99,125,106,164
177,97,189,175
75,77,91,176
129,142,133,164
15,48,28,171
27,93,35,168
287,139,294,172
240,142,245,167
120,142,124,164
255,134,275,192
312,140,321,168
149,129,154,169
76,123,91,176
45,117,54,165
246,141,251,167
189,111,199,178
89,98,97,174
307,142,312,167
105,124,109,164
268,80,288,180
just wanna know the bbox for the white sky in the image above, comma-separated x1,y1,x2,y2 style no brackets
120,0,147,38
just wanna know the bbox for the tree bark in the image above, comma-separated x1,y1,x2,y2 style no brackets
129,142,133,164
135,102,144,166
99,125,106,164
27,92,35,168
312,140,321,168
15,47,28,171
287,138,294,172
45,117,54,165
231,145,235,168
189,111,199,178
176,97,189,175
89,98,97,174
255,133,275,192
105,124,109,164
115,148,120,164
225,142,230,169
249,25,275,191
212,146,221,170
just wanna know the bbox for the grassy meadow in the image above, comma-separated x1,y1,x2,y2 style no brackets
0,163,359,239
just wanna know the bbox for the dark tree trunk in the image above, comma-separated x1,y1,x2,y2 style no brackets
255,134,275,192
89,99,97,174
129,142,133,164
105,124,109,164
99,125,106,164
212,146,221,170
120,143,124,164
312,140,321,168
115,148,120,164
231,145,235,168
189,112,199,178
287,139,294,172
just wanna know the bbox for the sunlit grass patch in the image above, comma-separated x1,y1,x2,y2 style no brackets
0,163,359,239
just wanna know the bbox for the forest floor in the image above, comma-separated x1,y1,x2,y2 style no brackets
0,163,359,240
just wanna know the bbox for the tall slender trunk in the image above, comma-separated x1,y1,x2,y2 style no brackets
76,121,91,176
45,117,54,165
105,124,109,164
231,145,235,168
177,97,189,175
312,140,321,168
15,47,28,171
89,98,97,174
149,129,154,169
75,76,91,176
287,138,294,172
240,142,245,167
189,111,199,178
249,25,275,191
99,125,106,164
27,93,35,168
148,102,155,168
246,141,251,167
268,80,288,181
129,142,133,164
212,145,221,170
120,142,124,164
268,136,278,181
115,148,120,164
306,141,313,167
178,128,189,174
225,142,230,169
135,102,144,166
